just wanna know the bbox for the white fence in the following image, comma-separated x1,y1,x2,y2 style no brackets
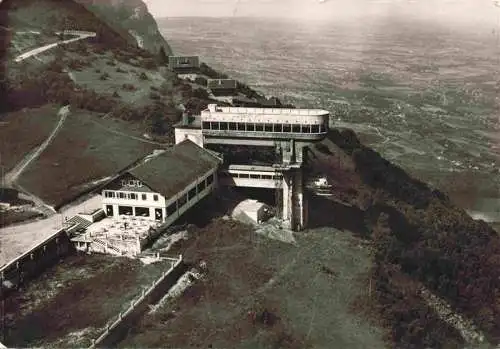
88,255,183,349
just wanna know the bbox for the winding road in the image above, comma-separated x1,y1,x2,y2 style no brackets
14,30,96,63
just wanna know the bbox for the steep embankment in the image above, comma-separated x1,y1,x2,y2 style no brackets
309,129,500,348
74,0,172,56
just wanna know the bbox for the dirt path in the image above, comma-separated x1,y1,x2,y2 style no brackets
88,116,169,146
3,106,69,188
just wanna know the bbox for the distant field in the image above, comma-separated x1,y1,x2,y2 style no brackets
118,218,385,349
16,109,161,207
2,253,173,348
0,104,60,173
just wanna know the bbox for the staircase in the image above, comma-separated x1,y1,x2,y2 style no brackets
65,215,93,235
92,238,122,256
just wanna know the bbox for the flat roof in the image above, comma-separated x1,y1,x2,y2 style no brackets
168,55,199,58
202,105,329,116
225,164,280,172
128,140,221,199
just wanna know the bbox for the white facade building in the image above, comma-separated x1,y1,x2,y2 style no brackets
101,140,221,226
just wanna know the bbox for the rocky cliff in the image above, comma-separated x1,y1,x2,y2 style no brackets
74,0,172,56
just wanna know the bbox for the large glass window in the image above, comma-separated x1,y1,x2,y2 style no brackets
219,122,228,131
302,124,312,133
153,194,158,201
283,124,291,133
311,125,320,133
167,202,177,216
207,174,214,185
178,194,188,208
134,207,149,217
202,121,210,129
228,122,237,131
197,179,206,192
264,124,273,132
292,124,301,133
210,121,219,130
118,206,133,215
273,124,282,132
142,194,147,200
255,124,264,132
188,187,197,200
238,173,249,178
237,123,246,131
247,123,256,132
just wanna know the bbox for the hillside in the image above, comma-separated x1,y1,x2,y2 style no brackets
2,2,500,348
74,0,173,55
307,129,500,348
1,0,215,132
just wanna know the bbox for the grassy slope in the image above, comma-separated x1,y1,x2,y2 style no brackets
2,253,174,348
308,129,500,347
118,214,386,349
16,109,160,207
0,104,60,173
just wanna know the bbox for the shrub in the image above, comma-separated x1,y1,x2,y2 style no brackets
116,67,127,73
149,92,160,100
138,72,149,80
106,60,116,66
194,76,208,86
122,83,136,91
192,88,209,100
141,58,157,70
67,59,87,71
99,73,110,81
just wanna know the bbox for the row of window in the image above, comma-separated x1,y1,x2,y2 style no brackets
220,172,282,180
104,191,159,201
120,179,143,188
104,174,215,209
166,174,214,215
201,121,328,134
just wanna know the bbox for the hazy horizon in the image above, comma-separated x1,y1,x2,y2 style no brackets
145,0,500,30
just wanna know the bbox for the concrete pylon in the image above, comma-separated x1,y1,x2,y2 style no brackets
281,167,306,231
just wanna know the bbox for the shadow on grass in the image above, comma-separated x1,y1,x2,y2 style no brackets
307,191,370,239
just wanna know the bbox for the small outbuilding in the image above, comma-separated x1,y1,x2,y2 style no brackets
231,199,271,225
